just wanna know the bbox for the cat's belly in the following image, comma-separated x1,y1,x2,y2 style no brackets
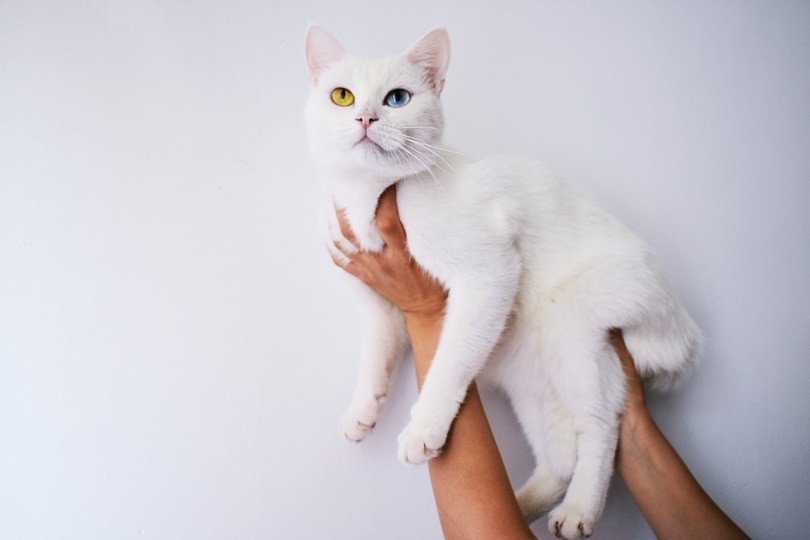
478,320,545,392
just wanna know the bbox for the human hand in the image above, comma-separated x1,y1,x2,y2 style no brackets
610,327,749,539
610,328,650,441
330,185,447,319
610,329,645,409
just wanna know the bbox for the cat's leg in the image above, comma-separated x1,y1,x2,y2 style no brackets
340,285,409,441
514,390,575,522
545,335,625,539
517,469,569,523
329,188,386,252
397,259,521,464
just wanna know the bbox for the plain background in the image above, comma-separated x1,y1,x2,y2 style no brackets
2,1,809,538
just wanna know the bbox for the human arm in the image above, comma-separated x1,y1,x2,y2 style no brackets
611,329,748,539
332,185,536,540
405,303,535,539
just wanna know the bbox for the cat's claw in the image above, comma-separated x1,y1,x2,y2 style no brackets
548,504,595,539
396,419,447,464
340,418,375,442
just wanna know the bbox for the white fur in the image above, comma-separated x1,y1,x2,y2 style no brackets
304,26,702,539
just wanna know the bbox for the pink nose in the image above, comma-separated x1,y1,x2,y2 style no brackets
356,113,378,130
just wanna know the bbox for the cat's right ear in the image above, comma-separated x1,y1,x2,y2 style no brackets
305,25,347,85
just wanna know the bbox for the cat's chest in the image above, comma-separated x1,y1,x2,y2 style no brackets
394,183,458,280
394,177,513,286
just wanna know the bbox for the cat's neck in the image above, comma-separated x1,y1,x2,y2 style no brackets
325,169,399,209
323,147,459,206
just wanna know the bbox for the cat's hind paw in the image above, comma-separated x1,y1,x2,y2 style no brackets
339,395,384,442
396,418,447,464
548,504,595,539
516,472,567,522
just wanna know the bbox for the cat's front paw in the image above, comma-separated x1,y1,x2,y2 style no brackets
339,395,384,442
355,226,384,253
548,504,595,539
396,417,448,464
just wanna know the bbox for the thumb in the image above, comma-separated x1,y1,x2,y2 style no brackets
375,185,407,250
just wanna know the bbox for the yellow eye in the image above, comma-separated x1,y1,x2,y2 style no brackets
331,87,355,107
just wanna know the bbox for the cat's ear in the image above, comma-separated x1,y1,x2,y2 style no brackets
405,28,451,93
305,25,347,85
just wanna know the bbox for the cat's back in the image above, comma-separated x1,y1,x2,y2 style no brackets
394,153,544,281
399,152,566,227
398,151,651,288
401,151,628,246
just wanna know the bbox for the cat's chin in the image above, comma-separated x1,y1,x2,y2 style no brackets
353,136,384,153
342,147,433,179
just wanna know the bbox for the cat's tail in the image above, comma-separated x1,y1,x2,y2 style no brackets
621,293,702,392
588,248,703,392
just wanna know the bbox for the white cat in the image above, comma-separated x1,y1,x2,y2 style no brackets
304,26,701,539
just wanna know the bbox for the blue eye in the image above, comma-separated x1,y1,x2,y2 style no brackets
384,88,411,107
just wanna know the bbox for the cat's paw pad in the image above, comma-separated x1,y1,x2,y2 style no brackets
548,504,595,539
339,396,384,442
396,418,447,464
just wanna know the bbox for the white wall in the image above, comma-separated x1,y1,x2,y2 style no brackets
2,1,808,538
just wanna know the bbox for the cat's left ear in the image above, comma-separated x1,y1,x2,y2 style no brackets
305,25,347,85
405,28,451,93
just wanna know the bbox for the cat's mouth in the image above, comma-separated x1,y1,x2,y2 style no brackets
353,134,384,151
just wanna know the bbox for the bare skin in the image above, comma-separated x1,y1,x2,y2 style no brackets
610,330,748,539
331,185,747,539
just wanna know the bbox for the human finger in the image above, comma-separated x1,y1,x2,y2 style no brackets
375,185,407,250
328,237,352,268
334,206,359,247
329,239,368,281
329,246,360,280
330,242,379,288
610,328,646,407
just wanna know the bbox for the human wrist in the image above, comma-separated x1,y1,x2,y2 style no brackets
402,304,445,388
402,297,446,327
618,404,658,474
404,305,444,324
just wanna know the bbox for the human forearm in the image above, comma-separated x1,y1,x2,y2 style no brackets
405,311,536,540
617,408,747,539
612,333,747,539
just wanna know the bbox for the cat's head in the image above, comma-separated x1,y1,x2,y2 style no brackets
304,26,450,181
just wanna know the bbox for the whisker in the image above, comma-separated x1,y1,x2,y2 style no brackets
400,134,472,160
401,135,458,175
395,144,445,194
397,125,441,131
397,127,473,157
397,138,449,174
